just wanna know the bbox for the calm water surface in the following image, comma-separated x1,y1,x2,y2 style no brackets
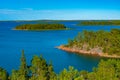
0,21,120,73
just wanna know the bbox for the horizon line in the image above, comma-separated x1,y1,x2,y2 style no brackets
1,19,120,21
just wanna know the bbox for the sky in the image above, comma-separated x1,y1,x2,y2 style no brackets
0,0,120,20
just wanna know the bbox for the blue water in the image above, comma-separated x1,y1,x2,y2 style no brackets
0,21,120,74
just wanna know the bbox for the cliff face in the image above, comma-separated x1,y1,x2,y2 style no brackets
71,44,103,55
89,47,103,55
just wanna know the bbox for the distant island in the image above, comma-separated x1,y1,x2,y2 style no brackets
77,20,120,26
14,24,67,30
58,29,120,58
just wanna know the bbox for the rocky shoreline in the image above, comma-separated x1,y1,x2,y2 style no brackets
57,45,120,58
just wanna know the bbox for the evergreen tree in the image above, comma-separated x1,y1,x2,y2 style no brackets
59,66,79,80
19,50,28,75
11,50,28,80
0,67,7,80
47,62,57,80
30,55,48,80
19,50,28,80
11,70,19,80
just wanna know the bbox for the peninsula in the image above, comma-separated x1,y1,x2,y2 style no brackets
58,29,120,58
14,24,67,30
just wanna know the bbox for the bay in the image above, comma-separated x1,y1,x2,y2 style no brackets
0,21,120,73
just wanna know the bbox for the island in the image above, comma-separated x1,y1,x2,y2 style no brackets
58,29,120,58
77,20,120,26
14,24,67,30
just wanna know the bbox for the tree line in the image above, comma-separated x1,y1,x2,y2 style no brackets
77,20,120,26
1,50,120,80
15,24,67,30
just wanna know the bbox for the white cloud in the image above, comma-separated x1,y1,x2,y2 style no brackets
0,9,17,14
0,9,120,20
0,9,54,14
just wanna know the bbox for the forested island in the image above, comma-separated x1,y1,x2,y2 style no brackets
78,20,120,26
58,29,120,58
1,50,120,80
14,24,67,30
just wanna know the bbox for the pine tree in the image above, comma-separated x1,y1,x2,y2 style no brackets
11,50,28,80
0,67,7,80
19,50,28,79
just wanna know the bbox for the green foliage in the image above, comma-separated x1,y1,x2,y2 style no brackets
88,59,120,80
78,20,120,26
47,62,57,80
15,24,67,30
59,66,79,80
10,51,57,80
0,67,7,80
19,50,28,78
67,29,120,55
58,59,120,80
30,55,48,80
11,70,19,80
2,51,120,80
11,50,28,80
79,70,88,79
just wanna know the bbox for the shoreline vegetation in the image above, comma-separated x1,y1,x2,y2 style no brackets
58,29,120,58
14,24,67,30
57,45,120,58
13,28,70,31
77,20,120,26
1,50,120,80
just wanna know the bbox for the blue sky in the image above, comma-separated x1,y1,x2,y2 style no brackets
0,0,120,20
